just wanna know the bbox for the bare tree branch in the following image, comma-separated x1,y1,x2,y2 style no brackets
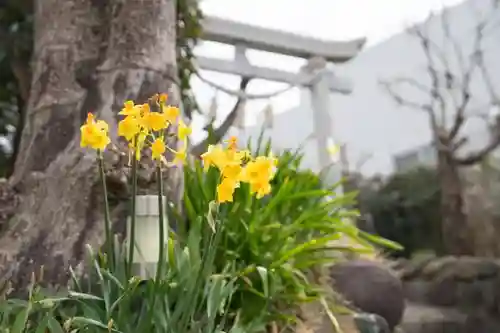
191,77,250,156
408,21,449,128
451,136,468,152
448,18,487,140
389,8,498,160
455,131,500,165
441,9,466,75
379,79,432,112
476,26,500,107
387,77,434,96
379,78,440,134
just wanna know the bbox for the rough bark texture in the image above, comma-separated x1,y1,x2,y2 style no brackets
437,147,473,256
0,0,182,292
461,163,500,257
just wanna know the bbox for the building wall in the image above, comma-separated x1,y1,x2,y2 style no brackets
237,0,500,177
236,90,321,172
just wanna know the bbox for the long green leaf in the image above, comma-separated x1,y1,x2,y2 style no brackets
70,316,110,330
68,291,103,302
47,316,65,333
34,314,50,333
11,305,30,333
270,234,342,268
256,266,269,298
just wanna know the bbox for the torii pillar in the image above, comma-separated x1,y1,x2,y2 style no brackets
300,58,346,195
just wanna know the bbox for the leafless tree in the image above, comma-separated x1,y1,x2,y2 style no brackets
380,5,500,255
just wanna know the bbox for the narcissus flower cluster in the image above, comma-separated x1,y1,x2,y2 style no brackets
80,94,191,166
117,94,190,164
201,137,277,203
80,94,276,203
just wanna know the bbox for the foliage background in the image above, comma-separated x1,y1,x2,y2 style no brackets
350,167,443,258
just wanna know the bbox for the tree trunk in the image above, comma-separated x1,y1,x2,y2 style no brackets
437,147,474,255
0,0,182,292
461,162,500,257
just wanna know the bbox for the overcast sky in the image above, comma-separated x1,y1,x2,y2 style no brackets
189,0,466,142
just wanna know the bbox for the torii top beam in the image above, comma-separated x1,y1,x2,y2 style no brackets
201,16,366,63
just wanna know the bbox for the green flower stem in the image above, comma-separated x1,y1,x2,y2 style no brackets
142,164,166,332
98,153,115,270
155,164,166,282
127,156,138,278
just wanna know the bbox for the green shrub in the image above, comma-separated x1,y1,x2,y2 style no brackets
181,137,391,327
357,167,442,257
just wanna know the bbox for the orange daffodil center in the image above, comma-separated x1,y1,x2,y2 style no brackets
201,136,277,203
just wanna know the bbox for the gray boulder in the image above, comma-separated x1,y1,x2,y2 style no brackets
331,260,406,331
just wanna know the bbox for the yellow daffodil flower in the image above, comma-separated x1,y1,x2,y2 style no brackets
221,162,242,180
250,180,272,199
163,105,180,124
81,94,191,167
145,111,168,132
240,156,276,184
118,116,141,141
119,101,142,117
136,104,152,130
80,113,110,151
199,136,277,203
178,119,192,141
151,137,166,160
200,144,226,172
217,177,239,203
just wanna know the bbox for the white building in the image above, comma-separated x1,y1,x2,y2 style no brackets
238,0,500,177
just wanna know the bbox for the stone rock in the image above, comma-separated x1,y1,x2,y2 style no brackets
403,281,431,303
395,256,500,332
396,256,500,312
420,256,459,279
398,254,436,280
401,303,467,333
330,260,405,331
427,275,460,306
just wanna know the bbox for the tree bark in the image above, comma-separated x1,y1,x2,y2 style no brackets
437,146,474,255
0,0,182,292
461,162,500,257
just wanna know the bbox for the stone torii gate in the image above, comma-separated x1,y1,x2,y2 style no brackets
127,15,367,279
197,15,366,190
